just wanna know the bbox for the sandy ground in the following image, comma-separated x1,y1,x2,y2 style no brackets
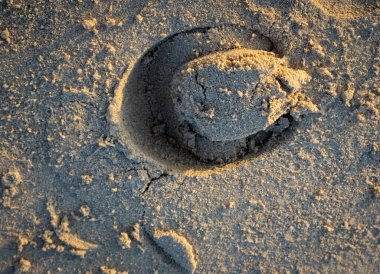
0,0,380,273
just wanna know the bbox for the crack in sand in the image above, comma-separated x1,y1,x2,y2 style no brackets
142,171,170,194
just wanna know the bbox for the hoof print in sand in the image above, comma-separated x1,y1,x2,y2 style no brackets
153,230,197,274
109,25,314,171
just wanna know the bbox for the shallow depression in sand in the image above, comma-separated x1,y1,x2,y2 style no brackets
108,25,312,172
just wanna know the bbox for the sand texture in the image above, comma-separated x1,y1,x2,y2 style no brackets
1,0,380,273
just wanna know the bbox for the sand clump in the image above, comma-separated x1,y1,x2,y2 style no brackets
15,258,32,273
171,49,311,141
171,48,314,163
1,28,12,44
82,18,98,34
100,266,128,274
118,232,132,249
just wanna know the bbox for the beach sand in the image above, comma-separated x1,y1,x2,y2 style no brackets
0,0,379,273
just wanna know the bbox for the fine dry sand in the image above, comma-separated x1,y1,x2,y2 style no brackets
0,0,379,273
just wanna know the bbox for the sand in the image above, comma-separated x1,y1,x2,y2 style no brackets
0,0,379,273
